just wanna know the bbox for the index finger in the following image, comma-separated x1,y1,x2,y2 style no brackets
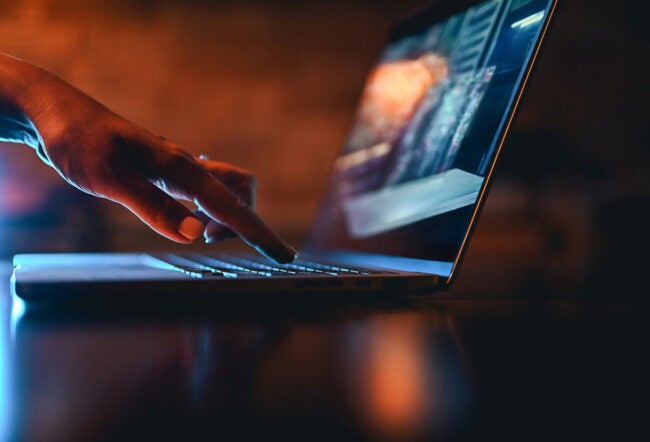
161,161,296,263
193,174,297,264
143,140,296,263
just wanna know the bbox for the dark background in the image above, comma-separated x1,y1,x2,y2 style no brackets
1,0,648,298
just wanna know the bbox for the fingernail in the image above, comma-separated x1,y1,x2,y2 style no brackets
178,217,204,240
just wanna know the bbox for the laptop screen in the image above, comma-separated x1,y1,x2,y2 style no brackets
307,0,556,269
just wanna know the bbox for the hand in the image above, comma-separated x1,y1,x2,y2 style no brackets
27,74,296,264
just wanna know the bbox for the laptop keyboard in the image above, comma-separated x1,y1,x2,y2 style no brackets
147,252,389,279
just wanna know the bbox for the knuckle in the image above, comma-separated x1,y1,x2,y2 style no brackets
244,172,257,189
228,170,257,195
163,151,190,169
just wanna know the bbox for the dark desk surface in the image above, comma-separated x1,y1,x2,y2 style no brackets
0,262,647,442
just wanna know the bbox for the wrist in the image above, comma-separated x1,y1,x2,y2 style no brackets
0,53,53,160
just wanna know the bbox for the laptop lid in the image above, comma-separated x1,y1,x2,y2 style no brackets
305,0,558,287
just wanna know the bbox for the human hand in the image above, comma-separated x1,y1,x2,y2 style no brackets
26,74,296,264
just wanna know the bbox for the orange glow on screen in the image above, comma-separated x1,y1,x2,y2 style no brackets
365,53,448,119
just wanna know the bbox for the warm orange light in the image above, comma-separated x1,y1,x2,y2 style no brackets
363,315,430,438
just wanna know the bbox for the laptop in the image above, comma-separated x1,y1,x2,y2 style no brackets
11,0,559,304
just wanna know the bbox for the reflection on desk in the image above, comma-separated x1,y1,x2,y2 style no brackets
1,260,647,441
1,283,474,441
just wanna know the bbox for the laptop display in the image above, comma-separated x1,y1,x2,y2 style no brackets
307,0,556,275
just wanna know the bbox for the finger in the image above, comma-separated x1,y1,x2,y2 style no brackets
211,180,256,239
197,182,296,263
146,141,256,209
192,209,236,243
206,223,237,242
156,157,295,263
110,176,205,243
187,169,256,243
189,164,255,241
194,158,257,209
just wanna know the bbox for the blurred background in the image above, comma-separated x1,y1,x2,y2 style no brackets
0,0,648,298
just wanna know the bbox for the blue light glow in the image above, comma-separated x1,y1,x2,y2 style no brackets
10,294,25,339
0,296,12,440
1,270,27,440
